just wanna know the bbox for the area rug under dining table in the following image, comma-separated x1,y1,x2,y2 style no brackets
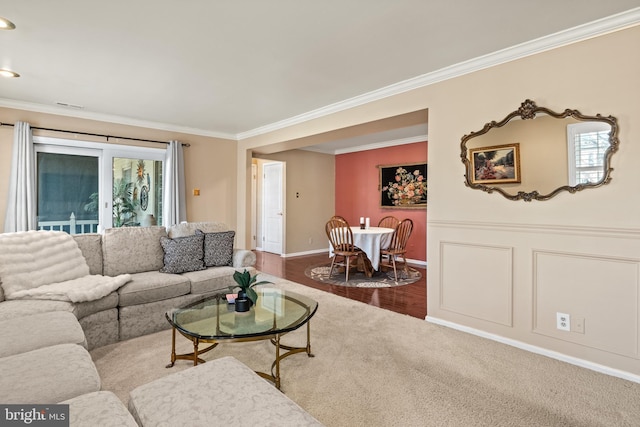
304,262,422,287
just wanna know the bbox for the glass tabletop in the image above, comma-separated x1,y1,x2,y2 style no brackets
166,288,318,340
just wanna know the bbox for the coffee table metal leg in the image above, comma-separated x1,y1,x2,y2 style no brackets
167,329,217,368
166,327,177,368
274,334,281,389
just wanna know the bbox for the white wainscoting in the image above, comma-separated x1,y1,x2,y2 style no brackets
532,249,640,358
439,241,513,327
428,220,640,376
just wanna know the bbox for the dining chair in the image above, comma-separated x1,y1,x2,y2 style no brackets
377,216,400,251
377,215,400,230
325,217,364,282
380,218,413,282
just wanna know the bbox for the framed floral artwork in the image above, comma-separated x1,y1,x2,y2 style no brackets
379,162,428,208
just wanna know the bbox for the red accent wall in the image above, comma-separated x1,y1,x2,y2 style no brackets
335,141,427,262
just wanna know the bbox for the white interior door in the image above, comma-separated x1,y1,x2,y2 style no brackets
262,161,284,254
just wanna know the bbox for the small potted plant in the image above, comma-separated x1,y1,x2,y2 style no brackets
231,269,272,312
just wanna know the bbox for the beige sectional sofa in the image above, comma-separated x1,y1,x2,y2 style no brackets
0,221,257,350
0,222,260,424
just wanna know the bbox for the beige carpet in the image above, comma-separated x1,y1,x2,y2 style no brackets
91,274,640,426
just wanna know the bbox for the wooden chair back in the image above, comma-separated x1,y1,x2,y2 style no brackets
388,218,413,253
378,215,400,230
325,218,356,253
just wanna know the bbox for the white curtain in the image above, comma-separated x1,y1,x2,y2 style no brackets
163,140,186,227
4,121,37,232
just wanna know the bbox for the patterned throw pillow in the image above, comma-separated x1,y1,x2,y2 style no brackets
196,229,235,267
159,234,206,274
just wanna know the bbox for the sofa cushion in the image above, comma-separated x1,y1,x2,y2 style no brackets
128,355,324,427
184,266,255,295
62,391,138,427
196,229,235,267
0,230,90,298
73,291,119,319
0,344,101,404
168,221,229,238
0,299,75,322
118,271,190,307
102,226,167,276
160,234,206,274
73,233,104,275
0,311,86,358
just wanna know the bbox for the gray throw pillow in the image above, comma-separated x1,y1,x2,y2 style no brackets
196,229,235,267
159,234,206,274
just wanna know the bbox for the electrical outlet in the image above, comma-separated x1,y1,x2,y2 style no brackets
556,312,571,331
572,317,585,334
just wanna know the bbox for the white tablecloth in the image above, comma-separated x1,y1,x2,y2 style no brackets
329,226,394,270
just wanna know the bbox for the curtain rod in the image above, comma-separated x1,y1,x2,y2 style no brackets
0,122,190,147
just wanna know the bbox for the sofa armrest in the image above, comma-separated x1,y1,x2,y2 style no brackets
232,249,256,268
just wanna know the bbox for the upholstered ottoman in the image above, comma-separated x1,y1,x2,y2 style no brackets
0,343,101,404
128,356,324,427
0,311,86,358
62,391,137,427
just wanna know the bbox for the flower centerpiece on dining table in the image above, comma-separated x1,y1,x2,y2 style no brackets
382,166,427,206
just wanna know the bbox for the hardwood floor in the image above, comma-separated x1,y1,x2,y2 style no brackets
254,251,427,319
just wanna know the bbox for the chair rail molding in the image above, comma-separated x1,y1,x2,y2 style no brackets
429,219,640,240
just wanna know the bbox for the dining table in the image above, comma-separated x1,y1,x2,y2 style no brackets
329,226,394,271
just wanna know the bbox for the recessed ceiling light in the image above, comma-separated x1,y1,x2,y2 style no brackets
0,17,16,30
0,69,20,78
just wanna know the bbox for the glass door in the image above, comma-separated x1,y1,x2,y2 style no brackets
112,157,163,227
36,150,100,234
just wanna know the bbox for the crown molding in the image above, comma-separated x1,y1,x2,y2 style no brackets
238,7,640,141
302,134,428,155
0,98,237,141
333,135,427,155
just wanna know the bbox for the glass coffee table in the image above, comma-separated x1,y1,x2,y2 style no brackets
165,287,318,389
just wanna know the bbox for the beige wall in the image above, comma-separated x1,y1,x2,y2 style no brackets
256,150,335,255
0,108,238,228
238,25,640,378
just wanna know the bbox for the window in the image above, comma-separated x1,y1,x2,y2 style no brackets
567,122,611,186
35,137,165,233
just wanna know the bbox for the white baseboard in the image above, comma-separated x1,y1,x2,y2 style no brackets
280,250,427,266
406,258,426,268
425,316,640,384
281,249,329,258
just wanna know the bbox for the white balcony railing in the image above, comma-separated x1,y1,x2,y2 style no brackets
38,212,99,235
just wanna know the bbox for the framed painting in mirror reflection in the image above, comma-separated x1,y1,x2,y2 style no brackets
469,143,521,185
379,162,427,208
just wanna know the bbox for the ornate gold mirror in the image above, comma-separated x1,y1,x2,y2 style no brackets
460,99,619,201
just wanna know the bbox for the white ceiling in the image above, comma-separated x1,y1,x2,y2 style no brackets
1,1,639,153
